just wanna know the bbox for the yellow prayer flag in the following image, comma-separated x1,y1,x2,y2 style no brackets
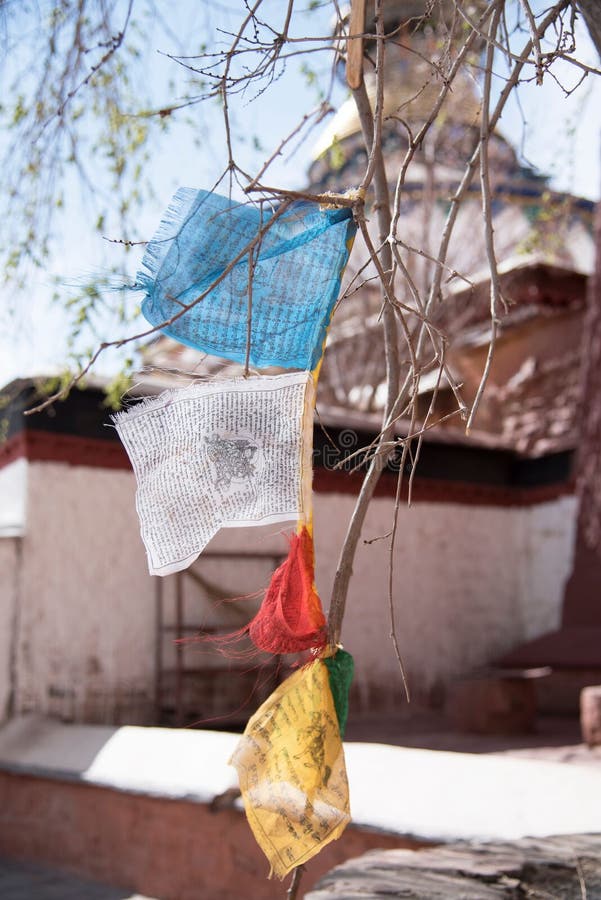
230,660,351,879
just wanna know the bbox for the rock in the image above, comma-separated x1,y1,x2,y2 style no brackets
305,835,601,899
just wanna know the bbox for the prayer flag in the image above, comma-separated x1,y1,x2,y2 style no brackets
324,649,354,739
230,659,351,879
113,372,314,576
249,526,327,654
137,189,356,370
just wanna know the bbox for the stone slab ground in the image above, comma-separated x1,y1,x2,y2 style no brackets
306,834,601,899
0,716,600,898
0,857,156,900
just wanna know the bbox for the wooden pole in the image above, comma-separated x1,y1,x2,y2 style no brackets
346,0,366,89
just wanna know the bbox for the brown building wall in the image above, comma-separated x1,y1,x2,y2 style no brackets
0,771,425,900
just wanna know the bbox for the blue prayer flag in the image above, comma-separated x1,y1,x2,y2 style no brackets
137,189,356,370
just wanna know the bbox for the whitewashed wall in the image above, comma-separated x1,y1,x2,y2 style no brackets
0,537,19,717
312,493,578,708
13,463,156,723
0,459,578,722
0,459,27,537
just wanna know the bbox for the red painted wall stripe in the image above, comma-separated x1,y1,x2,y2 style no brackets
0,429,574,507
0,430,130,471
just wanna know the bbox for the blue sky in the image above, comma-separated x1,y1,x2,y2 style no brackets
495,11,601,200
0,1,599,388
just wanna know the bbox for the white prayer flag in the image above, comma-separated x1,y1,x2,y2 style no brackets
114,372,314,576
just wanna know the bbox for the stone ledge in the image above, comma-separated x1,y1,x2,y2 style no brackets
1,716,601,842
306,834,601,898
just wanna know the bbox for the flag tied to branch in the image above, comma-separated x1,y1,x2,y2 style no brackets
249,526,327,655
230,658,351,880
136,188,356,371
113,372,314,576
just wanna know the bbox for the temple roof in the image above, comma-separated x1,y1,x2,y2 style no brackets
139,2,596,460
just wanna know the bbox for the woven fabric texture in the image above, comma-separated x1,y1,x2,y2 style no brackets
230,659,350,879
323,649,354,739
137,189,356,370
113,372,312,575
249,527,327,654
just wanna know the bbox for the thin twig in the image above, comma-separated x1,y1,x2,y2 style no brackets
246,102,332,191
25,199,294,414
245,202,264,376
407,0,570,429
38,0,134,137
327,0,401,650
387,433,412,703
245,184,358,207
389,243,465,416
518,0,544,84
389,1,496,239
286,865,304,900
466,5,503,432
